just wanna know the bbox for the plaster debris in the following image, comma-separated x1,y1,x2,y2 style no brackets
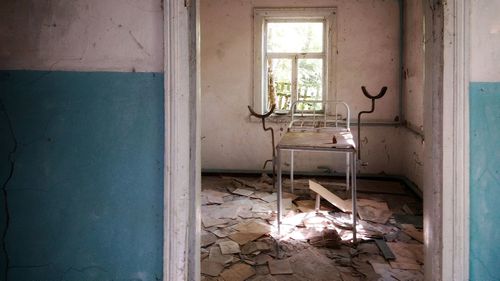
229,221,270,245
201,232,218,247
220,263,256,281
253,253,274,265
210,227,235,238
202,189,230,204
250,275,277,281
202,216,227,228
387,242,423,270
355,199,393,224
201,260,224,277
219,240,241,255
260,193,278,203
232,188,255,197
400,224,424,243
268,259,293,275
209,246,234,265
201,175,423,281
287,248,341,280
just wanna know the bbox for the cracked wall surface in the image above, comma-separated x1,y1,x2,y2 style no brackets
0,71,164,281
0,0,165,280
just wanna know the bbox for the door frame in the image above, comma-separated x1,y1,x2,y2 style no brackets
162,0,470,280
440,0,470,280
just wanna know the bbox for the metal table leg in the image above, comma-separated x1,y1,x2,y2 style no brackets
351,151,357,244
346,153,350,192
277,148,282,235
290,150,294,193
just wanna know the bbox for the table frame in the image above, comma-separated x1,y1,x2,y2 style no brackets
276,142,358,243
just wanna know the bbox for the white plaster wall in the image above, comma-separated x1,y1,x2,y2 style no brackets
0,0,163,72
201,0,403,174
470,0,500,82
401,0,424,190
402,0,424,129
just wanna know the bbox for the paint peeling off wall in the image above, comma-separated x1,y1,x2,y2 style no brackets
0,0,164,72
401,0,424,190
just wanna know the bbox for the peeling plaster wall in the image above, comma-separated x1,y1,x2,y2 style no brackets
401,0,424,190
0,1,164,280
469,1,500,279
201,0,403,175
0,0,163,73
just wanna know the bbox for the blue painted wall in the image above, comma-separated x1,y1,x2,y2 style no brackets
470,82,500,281
0,71,164,281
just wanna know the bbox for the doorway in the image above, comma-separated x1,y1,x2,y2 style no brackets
163,0,469,280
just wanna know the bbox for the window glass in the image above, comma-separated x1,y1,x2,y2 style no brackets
297,59,323,111
268,58,292,111
266,22,323,53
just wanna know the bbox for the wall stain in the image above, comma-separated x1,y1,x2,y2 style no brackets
0,98,17,281
129,30,151,57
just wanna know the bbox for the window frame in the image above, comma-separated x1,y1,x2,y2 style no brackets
253,7,337,113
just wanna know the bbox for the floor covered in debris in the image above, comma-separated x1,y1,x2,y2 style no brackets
200,174,424,281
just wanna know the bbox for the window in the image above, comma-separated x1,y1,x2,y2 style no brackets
253,8,336,113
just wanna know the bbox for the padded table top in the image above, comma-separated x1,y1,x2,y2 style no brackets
277,130,356,151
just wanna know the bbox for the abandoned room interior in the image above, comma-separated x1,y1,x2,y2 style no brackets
0,0,498,281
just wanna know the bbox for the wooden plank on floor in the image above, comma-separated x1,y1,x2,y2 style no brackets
309,180,351,212
374,239,396,261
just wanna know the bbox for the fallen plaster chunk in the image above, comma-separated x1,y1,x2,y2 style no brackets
220,263,256,281
387,242,423,270
309,180,351,212
201,248,209,260
286,247,341,280
210,227,235,238
254,253,274,265
250,274,278,281
202,216,228,228
241,241,270,255
231,177,273,192
238,209,254,219
219,240,241,255
295,200,332,212
229,221,270,245
282,191,298,201
268,259,293,275
232,187,255,197
250,191,272,200
349,198,392,224
400,224,424,243
202,204,242,220
202,189,231,204
308,228,342,248
339,271,361,281
201,260,225,277
369,261,398,281
201,232,218,247
260,193,278,203
209,246,234,265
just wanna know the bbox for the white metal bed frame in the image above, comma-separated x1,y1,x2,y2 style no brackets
276,100,358,242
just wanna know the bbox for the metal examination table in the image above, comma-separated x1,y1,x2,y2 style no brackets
275,101,358,242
